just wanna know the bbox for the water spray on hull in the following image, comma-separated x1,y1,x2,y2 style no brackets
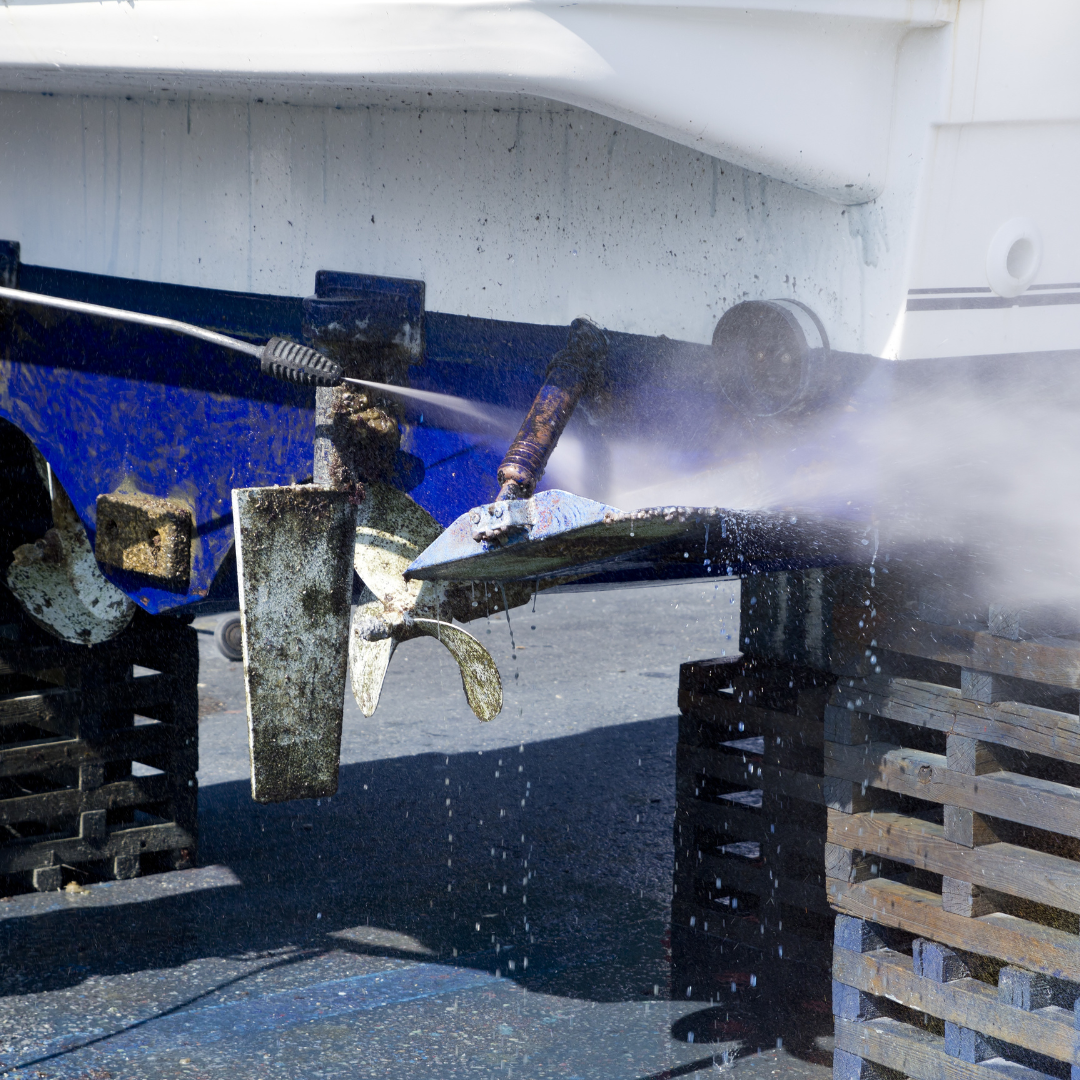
406,315,874,588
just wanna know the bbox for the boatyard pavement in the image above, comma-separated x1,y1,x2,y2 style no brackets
0,582,832,1079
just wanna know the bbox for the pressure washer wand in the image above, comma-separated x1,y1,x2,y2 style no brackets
0,285,342,386
494,317,607,501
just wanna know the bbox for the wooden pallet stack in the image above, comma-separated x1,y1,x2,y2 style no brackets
672,654,835,1025
826,594,1080,1079
0,610,198,892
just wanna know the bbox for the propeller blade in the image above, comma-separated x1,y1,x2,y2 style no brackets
413,618,503,722
353,481,442,614
349,596,397,717
233,484,357,803
350,482,504,721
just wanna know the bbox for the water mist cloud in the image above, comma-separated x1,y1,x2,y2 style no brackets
605,354,1080,614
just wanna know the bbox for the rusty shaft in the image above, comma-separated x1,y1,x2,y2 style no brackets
495,318,607,501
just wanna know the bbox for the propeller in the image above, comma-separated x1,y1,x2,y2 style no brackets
348,317,609,721
233,307,605,802
350,481,503,722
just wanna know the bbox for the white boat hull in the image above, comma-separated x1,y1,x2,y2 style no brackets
0,0,1077,360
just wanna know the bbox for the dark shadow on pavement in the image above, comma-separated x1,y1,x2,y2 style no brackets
1,718,678,1005
2,714,834,1076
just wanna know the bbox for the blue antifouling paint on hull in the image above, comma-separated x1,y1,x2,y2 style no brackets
1,258,739,612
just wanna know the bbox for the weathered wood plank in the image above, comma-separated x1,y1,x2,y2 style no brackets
828,877,1080,982
678,795,766,843
0,685,74,719
832,607,1080,690
833,1016,1054,1080
0,725,188,779
833,945,1079,1064
679,718,826,777
0,647,88,678
0,622,196,677
825,741,1080,838
679,656,830,706
946,735,1003,776
825,703,883,747
0,821,194,874
674,854,832,916
679,692,826,747
99,672,179,717
677,791,824,851
0,774,171,827
679,744,825,802
0,675,187,738
672,930,829,993
826,842,876,884
678,656,744,696
671,898,832,968
832,678,1080,765
827,810,1080,916
0,686,77,738
944,804,1002,848
938,875,995,917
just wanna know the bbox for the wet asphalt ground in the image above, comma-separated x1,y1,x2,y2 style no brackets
0,582,833,1079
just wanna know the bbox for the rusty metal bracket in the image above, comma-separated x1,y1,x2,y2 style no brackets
305,271,426,491
470,499,535,543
